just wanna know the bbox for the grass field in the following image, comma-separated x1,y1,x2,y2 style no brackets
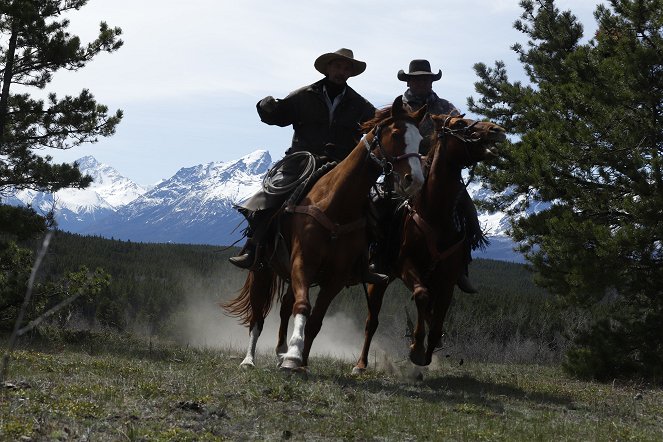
2,329,662,441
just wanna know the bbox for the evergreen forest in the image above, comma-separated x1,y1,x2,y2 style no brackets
9,231,593,368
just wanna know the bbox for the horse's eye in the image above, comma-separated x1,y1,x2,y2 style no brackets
392,129,404,139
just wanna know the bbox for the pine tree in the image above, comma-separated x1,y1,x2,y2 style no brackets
0,1,121,333
469,0,663,379
0,0,123,194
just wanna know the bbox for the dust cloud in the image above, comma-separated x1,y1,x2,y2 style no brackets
175,287,375,364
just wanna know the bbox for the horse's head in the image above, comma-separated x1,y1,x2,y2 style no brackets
361,96,427,197
429,114,506,167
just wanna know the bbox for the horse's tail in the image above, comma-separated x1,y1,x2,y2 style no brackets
221,269,284,327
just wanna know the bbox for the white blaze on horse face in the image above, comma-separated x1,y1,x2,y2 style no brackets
403,122,424,195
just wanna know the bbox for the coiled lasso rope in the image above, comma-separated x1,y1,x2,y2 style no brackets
261,151,317,195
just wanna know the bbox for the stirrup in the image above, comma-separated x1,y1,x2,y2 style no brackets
228,247,255,269
457,274,477,294
362,267,389,284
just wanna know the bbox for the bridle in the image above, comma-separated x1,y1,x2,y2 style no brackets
435,114,484,187
362,119,422,177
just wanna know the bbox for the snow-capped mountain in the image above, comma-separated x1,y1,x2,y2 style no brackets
75,156,147,207
5,156,148,232
3,150,527,262
81,150,271,246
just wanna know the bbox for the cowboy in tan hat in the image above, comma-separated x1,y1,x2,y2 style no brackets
397,59,481,294
314,47,366,81
229,49,382,283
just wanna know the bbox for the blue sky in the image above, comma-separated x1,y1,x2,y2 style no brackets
44,0,603,185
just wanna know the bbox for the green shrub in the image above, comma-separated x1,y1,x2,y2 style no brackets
563,304,663,382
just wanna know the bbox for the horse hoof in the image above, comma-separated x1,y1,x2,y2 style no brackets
240,360,255,369
409,352,427,367
351,366,366,375
279,357,302,371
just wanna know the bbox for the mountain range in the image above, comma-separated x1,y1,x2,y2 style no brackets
4,152,525,262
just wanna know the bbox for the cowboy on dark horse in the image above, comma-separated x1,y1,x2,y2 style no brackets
372,59,485,293
229,48,386,283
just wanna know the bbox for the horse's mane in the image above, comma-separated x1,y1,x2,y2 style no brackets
422,131,437,174
360,106,392,132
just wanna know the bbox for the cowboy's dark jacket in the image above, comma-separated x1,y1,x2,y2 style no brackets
402,89,460,155
257,79,376,161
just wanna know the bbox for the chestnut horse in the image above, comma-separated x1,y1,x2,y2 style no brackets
352,114,506,373
223,96,427,371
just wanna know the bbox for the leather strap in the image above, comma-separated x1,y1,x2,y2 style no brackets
406,205,465,263
286,204,366,239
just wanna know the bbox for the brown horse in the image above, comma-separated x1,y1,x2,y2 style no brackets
352,114,506,373
223,96,427,371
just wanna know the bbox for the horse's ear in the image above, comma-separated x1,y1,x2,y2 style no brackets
430,113,443,128
391,95,405,117
412,104,428,124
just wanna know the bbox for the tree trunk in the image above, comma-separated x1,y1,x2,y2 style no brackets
0,23,19,145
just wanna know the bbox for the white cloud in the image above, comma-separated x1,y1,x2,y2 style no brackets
43,0,604,184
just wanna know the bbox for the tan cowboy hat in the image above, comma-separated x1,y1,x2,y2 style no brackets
397,59,442,81
314,48,366,77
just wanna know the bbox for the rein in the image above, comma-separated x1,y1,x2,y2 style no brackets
436,116,481,187
405,202,465,268
363,122,421,176
286,118,420,240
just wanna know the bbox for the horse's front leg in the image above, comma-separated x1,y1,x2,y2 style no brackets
280,256,313,371
240,267,273,369
279,310,307,371
424,282,455,366
410,282,431,366
276,285,294,365
353,280,390,374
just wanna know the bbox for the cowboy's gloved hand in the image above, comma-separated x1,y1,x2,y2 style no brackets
258,96,278,113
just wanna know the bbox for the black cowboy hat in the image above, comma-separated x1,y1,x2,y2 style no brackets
314,48,367,77
397,59,442,81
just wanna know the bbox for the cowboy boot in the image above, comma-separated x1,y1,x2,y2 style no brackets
457,272,477,294
228,238,257,269
229,210,271,269
456,191,480,293
456,243,477,293
362,265,389,284
362,247,389,284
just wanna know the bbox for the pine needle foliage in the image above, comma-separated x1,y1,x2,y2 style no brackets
468,0,663,380
0,0,123,194
0,1,122,337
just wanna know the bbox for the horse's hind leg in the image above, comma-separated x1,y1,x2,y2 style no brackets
241,321,263,369
239,267,273,369
353,281,389,374
301,282,344,367
276,285,294,365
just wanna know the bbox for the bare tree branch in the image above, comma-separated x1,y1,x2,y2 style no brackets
1,231,52,382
